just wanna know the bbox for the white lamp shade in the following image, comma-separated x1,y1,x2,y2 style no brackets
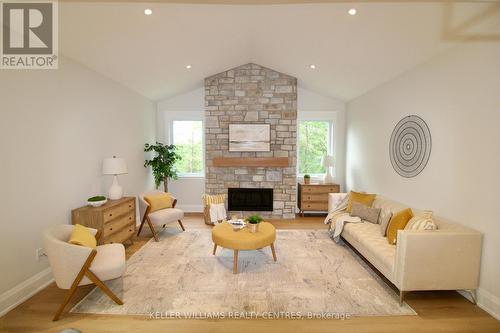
102,157,127,175
321,155,335,167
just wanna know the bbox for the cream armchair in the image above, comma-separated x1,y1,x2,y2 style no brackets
138,190,185,242
43,225,125,321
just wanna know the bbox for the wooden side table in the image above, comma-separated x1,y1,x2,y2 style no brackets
297,182,340,216
72,197,136,245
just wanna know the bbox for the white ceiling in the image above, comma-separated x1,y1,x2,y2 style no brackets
59,2,500,102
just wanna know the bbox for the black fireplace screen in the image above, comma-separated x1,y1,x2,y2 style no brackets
227,188,273,211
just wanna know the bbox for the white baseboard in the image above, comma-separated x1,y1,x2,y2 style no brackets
458,288,500,321
0,267,54,317
177,204,203,213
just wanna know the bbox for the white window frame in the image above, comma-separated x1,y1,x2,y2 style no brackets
297,113,335,178
167,113,205,178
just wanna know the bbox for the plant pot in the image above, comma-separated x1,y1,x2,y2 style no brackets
304,178,310,184
249,223,259,233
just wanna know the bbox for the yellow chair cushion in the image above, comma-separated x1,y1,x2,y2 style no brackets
347,191,376,213
212,222,276,250
144,193,173,212
68,224,97,249
386,208,414,245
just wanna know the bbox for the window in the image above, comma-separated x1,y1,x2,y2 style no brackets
298,120,333,175
172,120,204,176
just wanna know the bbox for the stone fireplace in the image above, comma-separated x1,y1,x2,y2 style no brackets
204,63,297,218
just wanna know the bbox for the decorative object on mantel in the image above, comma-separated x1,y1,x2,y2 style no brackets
321,155,335,184
245,214,263,233
144,142,181,192
229,124,271,152
87,196,107,207
389,115,432,178
303,174,311,184
102,156,127,200
212,157,289,167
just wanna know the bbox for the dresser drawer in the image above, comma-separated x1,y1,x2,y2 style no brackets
301,194,327,202
302,185,339,194
104,223,135,244
300,202,328,211
103,201,135,223
104,212,135,236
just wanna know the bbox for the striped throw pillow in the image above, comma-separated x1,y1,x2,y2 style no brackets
405,210,437,230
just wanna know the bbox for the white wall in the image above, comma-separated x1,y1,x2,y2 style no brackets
0,57,156,313
346,42,500,319
157,86,346,211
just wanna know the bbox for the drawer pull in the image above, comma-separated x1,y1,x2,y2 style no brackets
129,205,132,208
109,213,113,217
129,217,132,220
110,228,113,231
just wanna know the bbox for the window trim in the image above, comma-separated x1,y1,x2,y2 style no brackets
297,118,334,178
169,118,205,178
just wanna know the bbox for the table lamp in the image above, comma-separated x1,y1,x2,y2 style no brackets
321,155,335,184
102,156,127,200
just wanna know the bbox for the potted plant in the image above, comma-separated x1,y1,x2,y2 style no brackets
304,174,311,184
87,195,107,207
144,142,182,192
246,214,263,233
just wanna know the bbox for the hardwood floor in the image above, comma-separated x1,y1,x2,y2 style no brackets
1,214,498,333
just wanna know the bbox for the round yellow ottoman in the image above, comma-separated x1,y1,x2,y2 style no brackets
212,221,277,274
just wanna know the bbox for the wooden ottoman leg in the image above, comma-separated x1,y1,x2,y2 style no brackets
270,243,277,262
233,250,238,274
213,244,217,255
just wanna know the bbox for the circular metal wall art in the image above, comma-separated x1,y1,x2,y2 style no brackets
389,115,432,178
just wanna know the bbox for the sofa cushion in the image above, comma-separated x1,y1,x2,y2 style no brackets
347,191,376,212
350,202,381,224
387,208,413,245
343,222,396,274
144,193,173,212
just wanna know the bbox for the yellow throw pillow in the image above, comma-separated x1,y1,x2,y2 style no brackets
144,193,173,212
387,208,413,245
69,224,97,249
347,191,376,213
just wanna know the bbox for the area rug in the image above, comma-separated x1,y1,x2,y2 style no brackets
71,228,416,317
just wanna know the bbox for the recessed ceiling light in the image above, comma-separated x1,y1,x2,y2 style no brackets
144,8,153,16
186,64,192,69
309,64,316,69
348,8,357,16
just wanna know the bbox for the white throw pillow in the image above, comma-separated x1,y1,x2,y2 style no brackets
405,210,437,230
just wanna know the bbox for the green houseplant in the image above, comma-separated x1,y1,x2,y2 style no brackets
304,174,311,184
144,142,182,192
246,214,263,233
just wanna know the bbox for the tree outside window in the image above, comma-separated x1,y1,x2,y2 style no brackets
298,120,330,175
172,120,203,176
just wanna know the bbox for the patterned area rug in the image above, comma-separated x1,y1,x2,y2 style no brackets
71,228,416,317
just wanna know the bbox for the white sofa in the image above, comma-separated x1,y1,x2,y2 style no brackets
328,193,482,304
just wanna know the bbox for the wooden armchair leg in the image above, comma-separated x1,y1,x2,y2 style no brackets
146,216,159,242
137,217,146,237
85,270,123,305
178,219,185,231
52,250,97,321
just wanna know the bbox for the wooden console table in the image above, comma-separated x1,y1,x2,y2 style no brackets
297,182,340,216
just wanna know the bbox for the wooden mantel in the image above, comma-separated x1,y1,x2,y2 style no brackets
213,157,289,167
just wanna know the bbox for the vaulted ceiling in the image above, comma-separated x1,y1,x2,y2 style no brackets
59,2,500,101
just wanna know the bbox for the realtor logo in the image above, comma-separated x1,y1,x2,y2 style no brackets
1,1,58,69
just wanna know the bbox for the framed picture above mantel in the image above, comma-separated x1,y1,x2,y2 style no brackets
229,124,271,152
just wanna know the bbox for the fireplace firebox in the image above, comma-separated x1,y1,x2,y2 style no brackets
227,188,273,212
